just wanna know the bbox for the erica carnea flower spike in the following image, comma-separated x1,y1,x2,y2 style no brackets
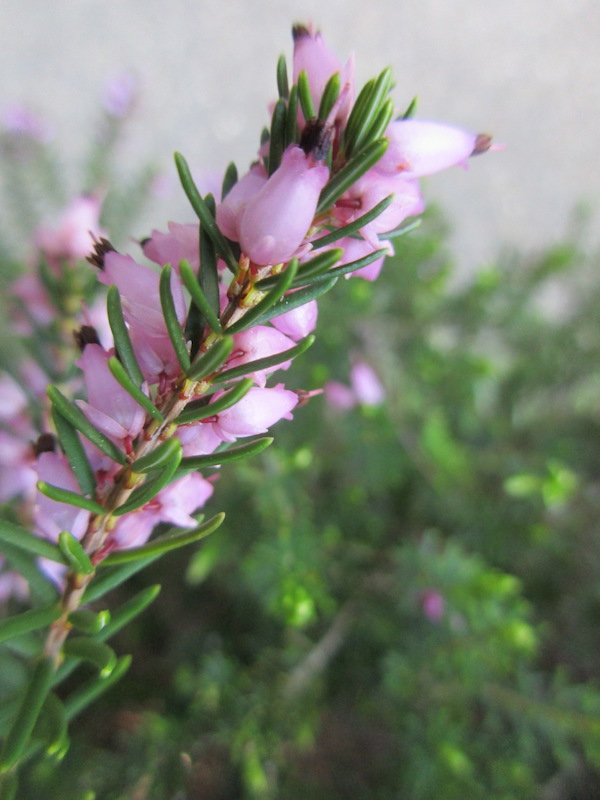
0,23,494,787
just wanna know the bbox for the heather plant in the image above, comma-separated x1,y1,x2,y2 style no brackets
2,23,600,800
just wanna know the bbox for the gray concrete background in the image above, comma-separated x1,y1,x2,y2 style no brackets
1,0,599,269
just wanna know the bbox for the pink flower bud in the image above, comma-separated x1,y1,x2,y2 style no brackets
292,26,355,126
376,120,483,177
239,146,329,266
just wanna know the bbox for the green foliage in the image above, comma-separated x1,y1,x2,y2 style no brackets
6,209,600,798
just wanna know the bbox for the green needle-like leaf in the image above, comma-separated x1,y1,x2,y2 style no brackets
100,513,225,565
268,98,287,176
180,258,222,334
37,482,104,517
276,53,289,99
0,768,18,798
47,386,127,465
293,248,388,285
95,585,161,639
64,655,131,721
256,249,342,291
130,437,183,474
187,336,233,381
317,138,389,214
51,408,96,497
285,85,299,147
318,72,341,120
176,378,254,424
63,638,117,677
253,276,338,325
0,607,61,645
342,77,375,153
350,67,394,153
0,520,67,565
311,195,394,250
214,335,315,384
402,95,418,118
69,609,110,635
159,264,191,373
107,357,163,422
362,97,395,145
379,217,422,239
221,161,238,199
106,285,145,386
174,152,238,273
0,657,54,773
58,531,94,575
82,558,160,603
39,693,69,759
225,259,299,334
176,437,273,473
199,195,222,323
297,70,316,121
112,440,183,516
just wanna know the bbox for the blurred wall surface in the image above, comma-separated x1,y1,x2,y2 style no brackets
1,0,598,268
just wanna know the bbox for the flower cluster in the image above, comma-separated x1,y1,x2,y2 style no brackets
24,24,492,581
0,24,495,780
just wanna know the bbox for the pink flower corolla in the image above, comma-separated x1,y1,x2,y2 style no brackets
98,252,187,382
103,72,138,118
216,163,268,242
11,274,54,332
237,146,329,266
333,171,424,251
335,237,388,282
177,423,222,457
142,222,201,272
375,120,490,178
34,452,90,543
227,326,296,387
292,25,355,126
35,195,104,264
271,299,318,340
420,589,445,622
0,104,52,141
350,362,385,406
205,384,298,443
325,361,384,411
108,472,214,550
76,344,146,446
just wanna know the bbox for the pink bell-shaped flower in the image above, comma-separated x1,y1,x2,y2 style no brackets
227,325,296,387
216,163,268,243
239,146,329,266
292,25,355,126
76,344,146,445
35,195,104,264
210,384,298,442
375,120,488,178
271,299,318,341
